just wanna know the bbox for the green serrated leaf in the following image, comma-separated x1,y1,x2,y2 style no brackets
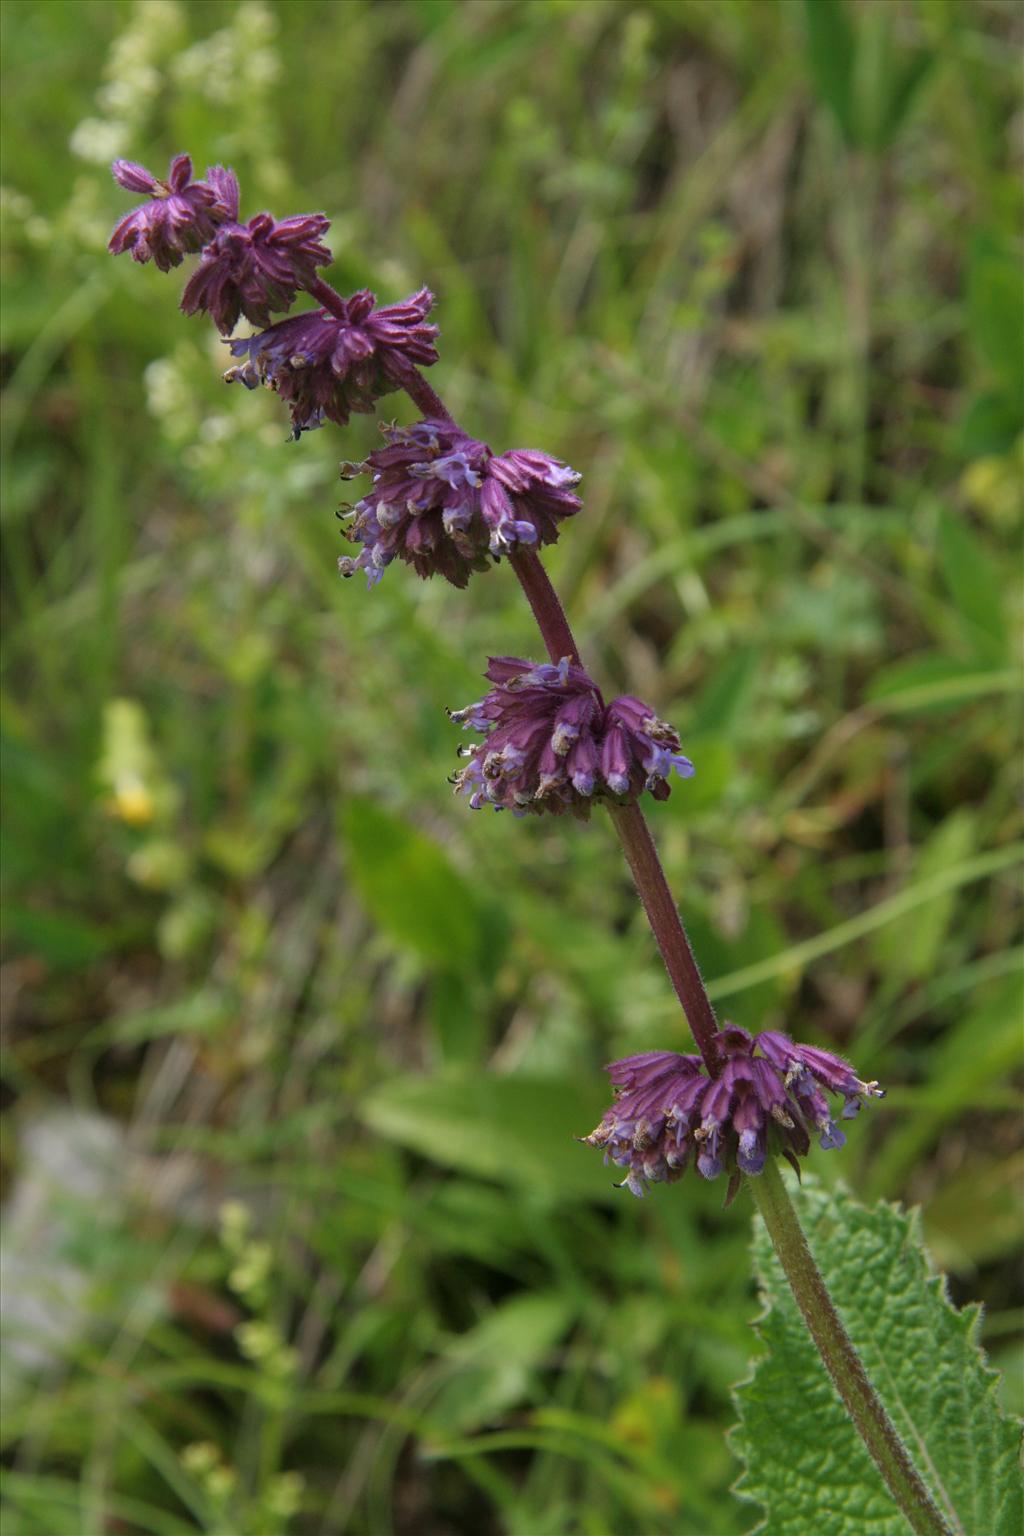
732,1179,1022,1535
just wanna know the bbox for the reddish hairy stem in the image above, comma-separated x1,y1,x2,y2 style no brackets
305,274,349,319
507,550,721,1072
507,549,581,665
606,802,722,1071
392,359,454,424
284,280,719,1062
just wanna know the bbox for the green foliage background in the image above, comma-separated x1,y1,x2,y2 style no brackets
1,1,1021,1532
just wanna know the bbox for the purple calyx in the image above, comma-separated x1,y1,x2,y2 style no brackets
337,420,582,588
181,208,332,334
108,154,228,272
448,656,694,816
583,1026,885,1196
225,289,439,437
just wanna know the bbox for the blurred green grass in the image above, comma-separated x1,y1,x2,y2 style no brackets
1,1,1022,1532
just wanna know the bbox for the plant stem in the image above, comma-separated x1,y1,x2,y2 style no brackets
751,1159,955,1536
393,359,454,425
305,274,350,320
606,802,722,1071
507,548,581,665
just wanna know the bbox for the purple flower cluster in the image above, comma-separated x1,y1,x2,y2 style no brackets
109,153,439,431
179,167,332,334
338,421,583,587
584,1026,885,1196
225,289,440,437
448,656,694,816
108,155,227,271
109,154,334,338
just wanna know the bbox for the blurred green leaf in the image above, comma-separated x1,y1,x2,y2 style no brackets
429,969,489,1064
958,391,1022,458
869,974,1024,1196
925,1151,1024,1273
659,734,735,816
690,649,758,736
872,810,977,983
429,1291,577,1437
853,1,931,152
687,906,786,1026
937,509,1009,663
967,233,1024,396
91,988,234,1048
3,904,113,969
867,654,1008,711
361,1070,613,1201
803,0,856,144
734,1179,1023,1535
341,797,502,973
706,843,1022,1006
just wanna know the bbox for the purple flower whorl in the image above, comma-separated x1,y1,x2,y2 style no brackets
338,420,583,588
108,155,228,271
448,657,694,817
584,1026,885,1196
225,288,440,437
179,167,332,334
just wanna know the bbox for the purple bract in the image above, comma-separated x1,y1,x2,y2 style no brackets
338,420,582,588
180,165,332,334
108,155,226,272
224,288,439,437
448,656,694,816
583,1026,885,1196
